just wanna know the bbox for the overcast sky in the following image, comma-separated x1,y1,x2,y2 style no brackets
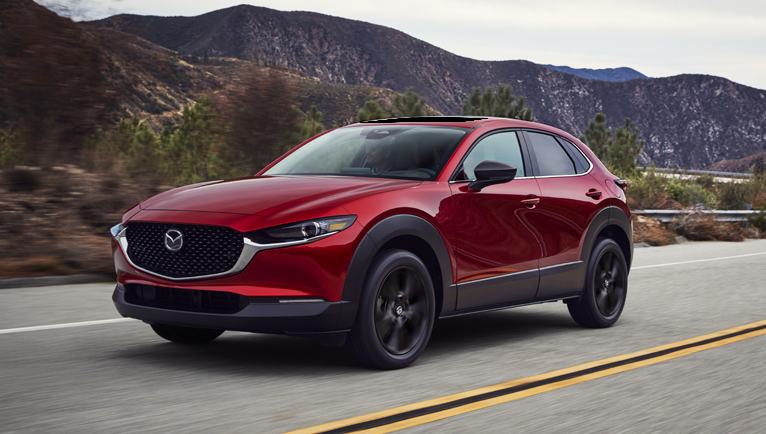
42,0,766,90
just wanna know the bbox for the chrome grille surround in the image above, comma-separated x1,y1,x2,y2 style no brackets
126,222,243,278
112,222,336,282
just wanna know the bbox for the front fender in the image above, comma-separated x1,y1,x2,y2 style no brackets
337,214,454,329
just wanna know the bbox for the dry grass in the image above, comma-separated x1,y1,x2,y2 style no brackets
671,215,747,242
632,216,676,246
0,165,158,279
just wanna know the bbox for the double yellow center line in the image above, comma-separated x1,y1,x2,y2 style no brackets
287,319,766,434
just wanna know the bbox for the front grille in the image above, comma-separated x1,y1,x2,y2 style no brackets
125,284,249,314
126,222,244,278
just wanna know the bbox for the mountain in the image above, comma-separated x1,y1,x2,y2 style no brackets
542,65,648,82
0,0,424,138
89,5,766,169
1,0,222,134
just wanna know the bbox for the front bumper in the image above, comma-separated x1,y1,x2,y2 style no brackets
113,285,349,336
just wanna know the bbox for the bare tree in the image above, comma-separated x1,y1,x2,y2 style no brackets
0,0,119,166
213,67,302,173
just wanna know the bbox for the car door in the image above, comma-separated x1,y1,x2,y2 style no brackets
521,131,607,298
450,130,543,310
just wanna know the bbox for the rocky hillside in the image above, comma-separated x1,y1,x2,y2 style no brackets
0,0,423,138
94,26,423,129
542,65,648,82
90,5,766,169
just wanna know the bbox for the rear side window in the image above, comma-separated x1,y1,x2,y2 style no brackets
459,131,525,180
557,138,590,174
526,132,576,176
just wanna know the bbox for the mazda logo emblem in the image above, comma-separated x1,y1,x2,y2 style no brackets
164,229,184,252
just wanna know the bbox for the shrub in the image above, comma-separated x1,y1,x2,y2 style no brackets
0,131,25,168
715,180,759,210
626,171,668,209
747,204,766,231
665,179,714,207
753,192,766,209
3,168,40,192
694,174,716,189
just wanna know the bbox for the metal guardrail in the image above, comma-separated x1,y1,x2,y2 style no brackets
632,209,759,223
636,167,754,178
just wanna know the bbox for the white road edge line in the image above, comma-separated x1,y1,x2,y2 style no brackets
0,318,133,335
633,251,766,270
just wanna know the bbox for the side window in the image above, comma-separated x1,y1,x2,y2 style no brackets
557,137,591,174
460,132,525,180
526,132,576,176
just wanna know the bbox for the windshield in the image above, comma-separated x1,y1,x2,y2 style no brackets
264,125,469,180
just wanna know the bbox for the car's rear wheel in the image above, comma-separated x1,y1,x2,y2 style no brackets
568,238,628,328
150,323,224,344
347,249,435,369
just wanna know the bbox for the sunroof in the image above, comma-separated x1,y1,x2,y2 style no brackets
360,116,489,124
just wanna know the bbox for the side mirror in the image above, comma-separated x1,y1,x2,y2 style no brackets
468,160,517,192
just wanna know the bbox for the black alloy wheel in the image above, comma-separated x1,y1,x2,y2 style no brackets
568,238,628,328
594,249,625,317
347,249,436,369
150,323,224,344
374,266,429,355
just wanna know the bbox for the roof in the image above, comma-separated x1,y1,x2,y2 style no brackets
351,117,579,143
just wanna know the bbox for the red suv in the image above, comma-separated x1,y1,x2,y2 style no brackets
111,117,632,369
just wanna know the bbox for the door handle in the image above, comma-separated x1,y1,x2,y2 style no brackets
586,189,602,199
520,197,540,207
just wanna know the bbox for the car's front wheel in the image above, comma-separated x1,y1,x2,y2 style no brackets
347,249,436,369
567,238,628,328
150,323,224,344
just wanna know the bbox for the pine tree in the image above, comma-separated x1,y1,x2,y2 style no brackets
579,113,612,161
507,94,532,121
461,87,483,115
166,97,224,184
579,113,644,175
494,84,513,117
125,122,161,181
460,84,533,120
357,100,387,122
392,87,427,117
300,105,325,139
611,118,645,174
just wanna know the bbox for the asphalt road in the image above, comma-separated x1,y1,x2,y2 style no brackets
1,240,766,433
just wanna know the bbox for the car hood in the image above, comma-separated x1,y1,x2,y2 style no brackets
140,176,421,216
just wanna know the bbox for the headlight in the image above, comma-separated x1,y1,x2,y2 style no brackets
110,223,125,237
246,216,357,245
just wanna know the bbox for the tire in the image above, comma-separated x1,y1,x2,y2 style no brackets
568,238,628,328
150,323,224,344
347,249,436,369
